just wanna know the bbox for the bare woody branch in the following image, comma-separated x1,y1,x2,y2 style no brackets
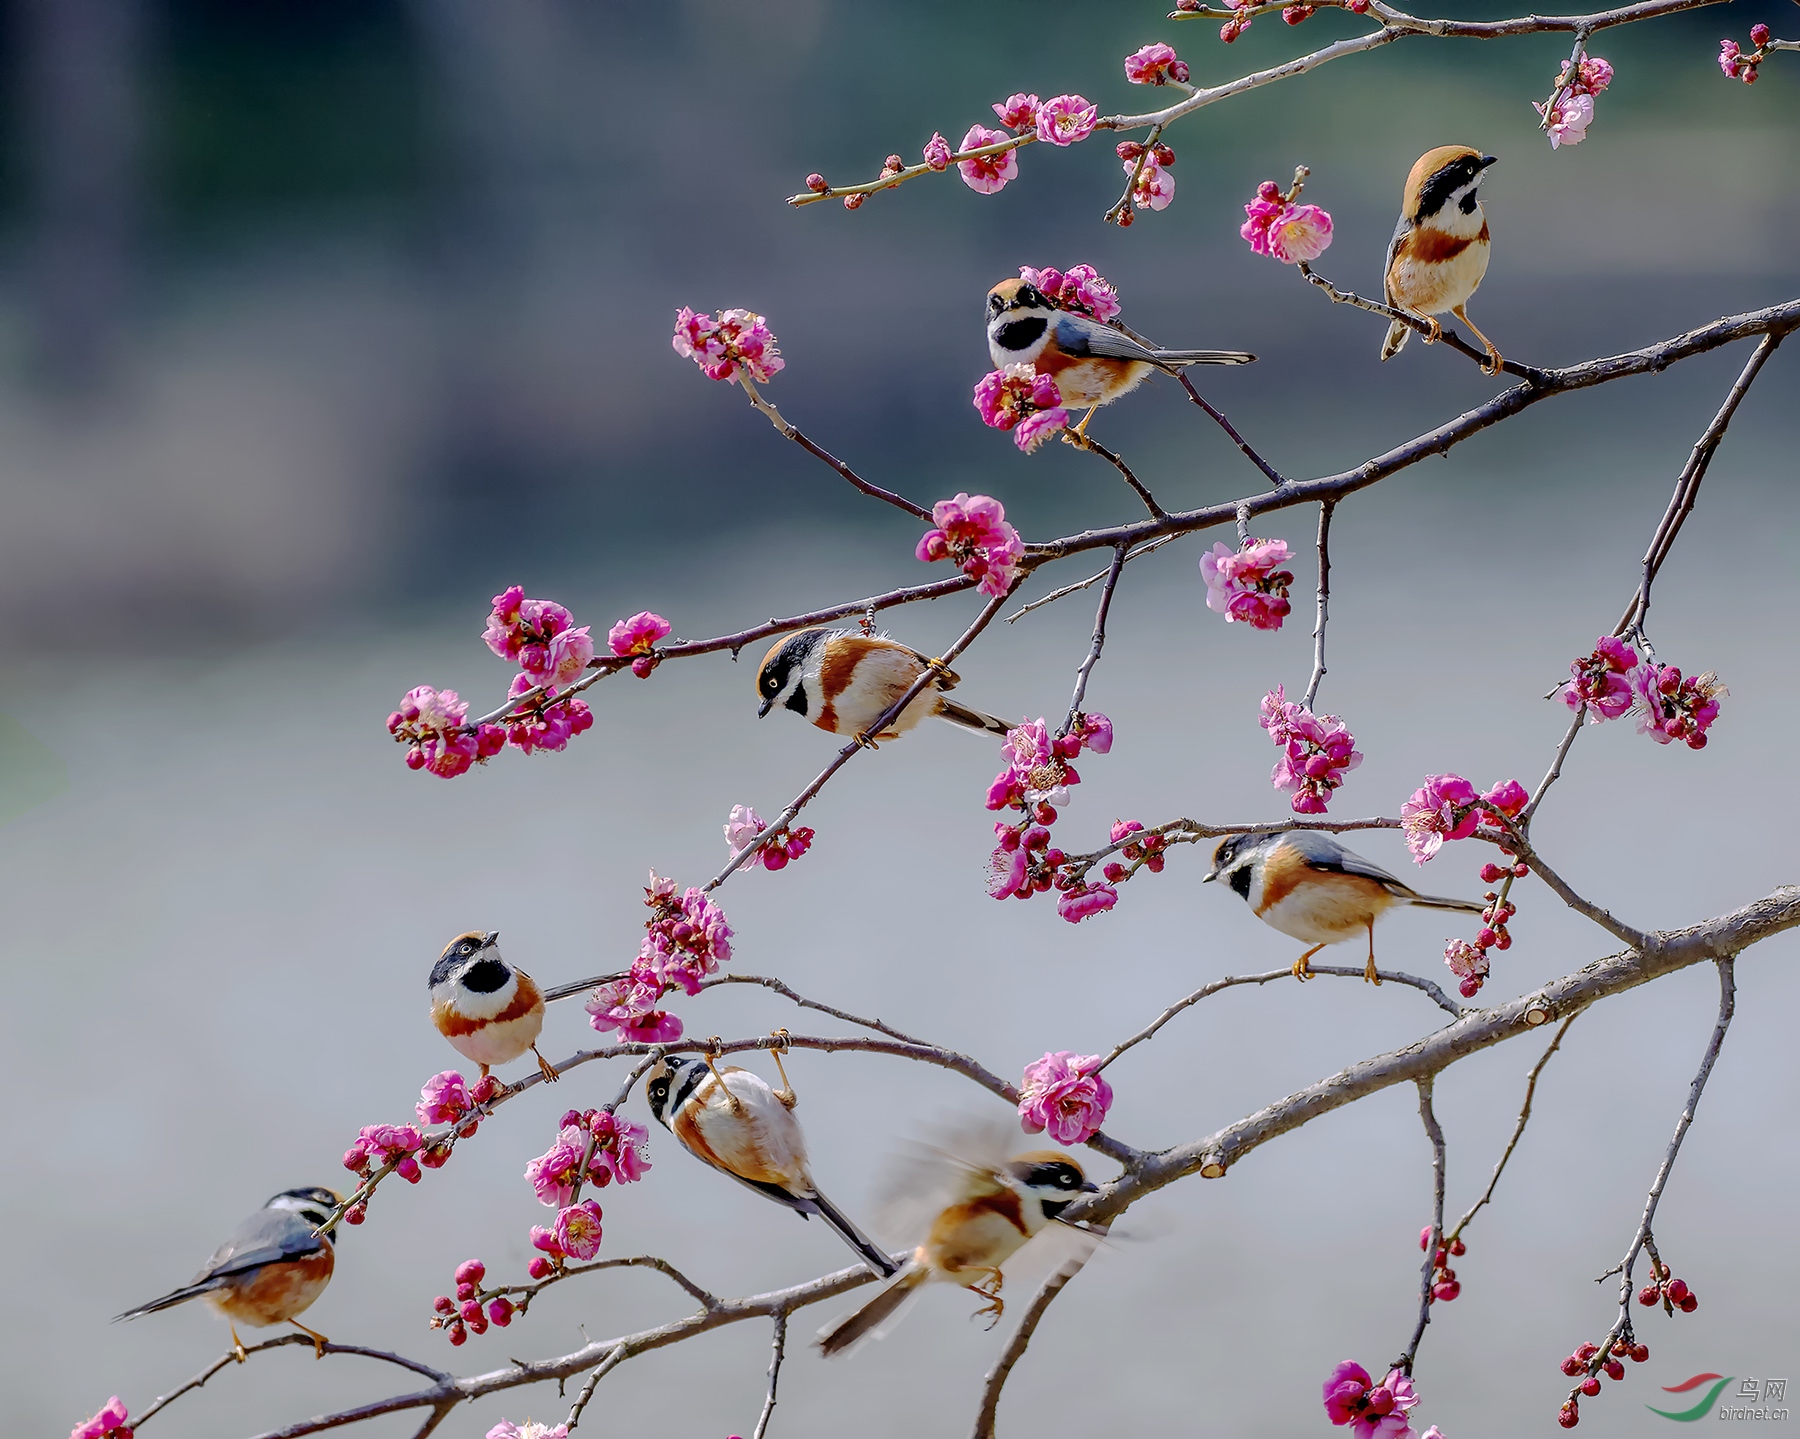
1396,1077,1448,1375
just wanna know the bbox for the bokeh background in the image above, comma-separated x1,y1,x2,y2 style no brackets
4,2,1797,1435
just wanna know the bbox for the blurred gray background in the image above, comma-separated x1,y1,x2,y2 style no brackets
3,2,1797,1435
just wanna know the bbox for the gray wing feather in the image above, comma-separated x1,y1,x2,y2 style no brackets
1383,214,1412,306
117,1211,325,1320
1281,830,1414,895
1052,314,1163,364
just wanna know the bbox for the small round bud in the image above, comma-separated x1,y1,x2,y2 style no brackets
884,155,904,172
456,1283,475,1303
1103,862,1128,883
460,1300,482,1323
1116,141,1144,161
1751,23,1771,45
843,193,865,211
1477,929,1498,948
1513,863,1530,878
1480,864,1504,883
1638,1285,1660,1306
1679,1293,1698,1313
1664,1278,1690,1304
1043,848,1066,867
1610,1340,1629,1357
344,1202,367,1225
343,1146,370,1172
1576,1343,1599,1360
1561,1357,1584,1377
1433,1280,1461,1301
488,1297,514,1326
454,1260,486,1288
1558,1401,1580,1427
1177,0,1202,8
1449,1238,1466,1256
1116,207,1136,226
1581,1377,1601,1397
1034,803,1058,825
448,1322,467,1346
433,1295,455,1315
805,173,828,194
1419,1226,1433,1251
1151,143,1176,166
1168,60,1190,82
1605,1360,1625,1382
1459,978,1481,998
527,1256,554,1280
466,1311,488,1335
1495,932,1513,951
1630,1344,1649,1363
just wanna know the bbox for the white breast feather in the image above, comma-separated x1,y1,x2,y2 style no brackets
697,1071,812,1190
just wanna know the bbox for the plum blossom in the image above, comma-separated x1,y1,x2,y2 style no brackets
1323,1362,1420,1439
639,880,734,995
1127,154,1175,211
1241,181,1334,262
1200,538,1294,630
524,1127,587,1207
484,586,593,691
1014,407,1070,453
987,840,1032,900
585,1109,652,1185
1057,881,1119,923
723,803,814,871
1534,91,1593,148
554,1199,604,1260
672,307,784,383
971,364,1069,457
1563,635,1639,721
1631,662,1724,748
1035,94,1098,146
917,492,1026,597
1018,1051,1114,1144
607,610,670,677
1260,686,1362,813
1019,263,1121,322
1400,774,1481,863
1575,56,1614,92
1124,42,1190,85
992,94,1042,131
417,1071,473,1127
988,718,1081,812
1444,938,1490,999
1479,779,1529,824
1219,0,1256,40
72,1397,132,1439
585,963,684,1044
487,1423,569,1439
1070,711,1112,754
388,686,504,779
1720,37,1752,79
502,675,594,755
922,132,952,170
957,124,1018,194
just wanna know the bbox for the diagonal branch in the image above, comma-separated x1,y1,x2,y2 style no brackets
737,375,934,521
1059,544,1127,735
1396,1076,1447,1375
969,1241,1101,1439
1067,432,1165,518
1303,500,1335,710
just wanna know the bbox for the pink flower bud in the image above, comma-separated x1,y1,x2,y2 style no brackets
454,1260,486,1287
460,1300,482,1322
1604,1360,1624,1381
527,1256,554,1279
396,1156,422,1183
1680,1293,1698,1311
456,1282,475,1302
843,193,865,210
344,1202,366,1225
1581,1377,1601,1396
488,1297,514,1326
1638,1284,1660,1305
1561,1356,1583,1376
1751,23,1771,44
433,1294,455,1314
448,1322,467,1346
343,1145,369,1172
1665,1278,1690,1303
805,173,828,193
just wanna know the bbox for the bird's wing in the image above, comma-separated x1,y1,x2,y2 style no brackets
872,1115,1016,1245
1050,314,1164,364
197,1209,329,1283
1383,213,1412,306
1282,829,1415,896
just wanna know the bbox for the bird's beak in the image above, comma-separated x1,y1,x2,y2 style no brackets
1477,154,1499,169
1201,870,1217,883
484,930,500,946
1081,1179,1100,1193
757,696,773,718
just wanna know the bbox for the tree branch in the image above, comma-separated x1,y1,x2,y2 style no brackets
750,1311,788,1439
1396,1076,1447,1375
1303,500,1334,710
737,375,934,521
969,1241,1100,1439
1059,544,1126,735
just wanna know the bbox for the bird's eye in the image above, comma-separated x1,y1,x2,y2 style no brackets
1061,1172,1077,1187
989,294,1003,312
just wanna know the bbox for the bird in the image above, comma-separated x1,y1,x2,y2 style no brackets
1380,146,1502,374
644,1043,899,1278
428,930,558,1085
115,1187,342,1361
986,276,1254,437
755,627,1013,746
815,1135,1098,1357
1204,829,1486,982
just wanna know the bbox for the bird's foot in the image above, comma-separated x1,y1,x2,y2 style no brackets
1421,317,1443,345
230,1326,248,1364
705,1038,745,1115
923,656,960,689
769,1029,798,1108
1363,956,1383,985
1291,956,1314,981
291,1321,330,1359
1481,346,1503,376
851,730,881,750
534,1047,560,1083
966,1272,1006,1329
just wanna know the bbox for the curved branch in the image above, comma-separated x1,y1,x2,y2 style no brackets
969,1242,1099,1439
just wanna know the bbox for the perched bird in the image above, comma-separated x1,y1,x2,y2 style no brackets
115,1187,342,1360
645,1046,898,1278
429,930,558,1084
816,1135,1098,1357
756,628,1012,745
1204,829,1485,982
1380,146,1502,374
987,276,1254,436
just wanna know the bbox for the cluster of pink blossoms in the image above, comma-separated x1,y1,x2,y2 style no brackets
344,1121,443,1191
487,1423,569,1439
724,803,815,871
1017,1051,1114,1145
917,492,1026,596
1018,262,1121,321
1399,773,1528,864
671,307,783,383
1560,637,1723,749
1124,41,1190,85
1420,1225,1468,1302
1200,537,1295,630
1118,141,1176,213
932,91,1096,198
1324,1362,1441,1439
71,1398,133,1439
388,686,506,778
585,872,733,1043
1720,25,1774,82
1534,55,1612,149
1260,686,1362,813
525,1110,651,1209
1241,182,1334,264
1101,818,1168,886
986,715,1117,922
608,610,671,678
485,586,592,691
416,1069,500,1129
972,365,1068,454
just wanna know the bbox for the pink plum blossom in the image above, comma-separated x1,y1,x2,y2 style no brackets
1719,38,1745,77
1269,203,1333,262
1057,881,1119,923
1534,91,1593,148
503,675,594,755
1035,95,1098,146
1018,263,1122,321
987,840,1032,900
1575,56,1614,92
725,804,764,857
1631,662,1724,748
1400,774,1481,863
417,1071,473,1127
587,1109,652,1185
1261,686,1361,813
72,1397,132,1439
992,94,1042,131
1018,1051,1114,1144
1479,779,1529,824
1564,635,1639,720
554,1199,604,1260
524,1127,587,1207
973,362,1062,431
672,308,784,383
1071,711,1112,754
607,610,670,666
388,686,503,779
585,964,684,1044
916,491,1025,598
487,1424,569,1439
1240,182,1285,255
639,883,733,995
1124,42,1190,85
1014,406,1070,453
1200,538,1295,630
1323,1361,1420,1439
484,586,593,690
922,132,952,170
1445,938,1490,998
1127,154,1176,211
957,124,1018,194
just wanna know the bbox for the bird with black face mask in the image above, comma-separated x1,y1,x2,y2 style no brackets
1380,146,1502,374
428,930,558,1084
645,1048,898,1278
1205,829,1485,981
754,627,1012,746
115,1187,343,1361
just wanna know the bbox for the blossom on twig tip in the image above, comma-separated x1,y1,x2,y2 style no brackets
1018,1051,1113,1143
992,94,1041,131
957,124,1018,194
1200,538,1294,630
1127,153,1176,211
1261,685,1361,812
917,492,1025,597
487,1420,570,1439
1323,1362,1420,1439
72,1397,132,1439
1057,881,1119,923
484,586,593,691
417,1071,474,1127
1631,661,1724,748
1533,91,1593,149
553,1199,604,1261
1241,180,1334,262
1034,94,1098,147
1563,635,1638,721
672,308,784,383
388,686,502,778
1124,42,1190,85
922,132,952,170
1444,938,1490,998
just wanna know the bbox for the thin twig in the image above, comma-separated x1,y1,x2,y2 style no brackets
737,376,933,521
750,1311,788,1439
564,1344,630,1433
1396,1075,1447,1375
1178,373,1287,487
1520,706,1586,826
969,1241,1101,1439
1303,500,1335,710
1005,537,1176,623
699,973,934,1046
1066,431,1165,518
1060,545,1127,735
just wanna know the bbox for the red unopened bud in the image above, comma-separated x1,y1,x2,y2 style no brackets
884,155,904,172
527,1256,554,1280
1104,862,1128,882
433,1295,455,1315
1664,1278,1690,1303
1116,206,1136,225
1581,1377,1601,1396
1751,22,1771,44
1495,931,1513,950
1034,803,1058,825
1605,1360,1624,1381
1116,141,1144,161
1610,1340,1629,1357
1419,1226,1433,1250
1576,1343,1599,1360
456,1283,475,1302
1480,864,1504,883
1043,848,1066,867
454,1260,486,1287
1561,1357,1584,1377
1449,1237,1466,1256
1151,143,1176,166
460,1300,482,1323
1477,929,1499,947
343,1146,370,1173
343,1202,367,1225
1679,1293,1698,1312
1433,1280,1461,1301
1638,1284,1660,1306
805,173,828,193
1513,862,1530,877
448,1322,468,1346
487,1297,514,1326
1630,1344,1649,1363
1558,1400,1580,1427
843,193,866,210
1167,60,1190,82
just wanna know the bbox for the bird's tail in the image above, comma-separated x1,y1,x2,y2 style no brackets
1155,348,1256,369
114,1278,221,1322
816,1260,930,1357
936,699,1015,737
1380,321,1410,361
807,1188,902,1278
1405,893,1486,915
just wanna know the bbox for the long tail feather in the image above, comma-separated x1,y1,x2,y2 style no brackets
1155,348,1256,368
936,699,1015,737
808,1189,901,1278
1380,321,1409,361
816,1263,929,1357
115,1278,220,1322
1406,893,1486,914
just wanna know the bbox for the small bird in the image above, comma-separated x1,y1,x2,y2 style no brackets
429,930,558,1084
645,1044,898,1278
1380,146,1502,374
115,1187,342,1361
1204,829,1486,982
756,627,1012,746
816,1139,1098,1356
987,277,1254,437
